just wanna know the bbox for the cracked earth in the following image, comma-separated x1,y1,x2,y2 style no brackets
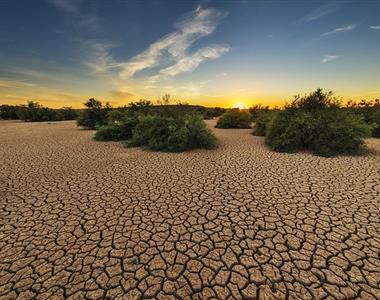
1,120,380,300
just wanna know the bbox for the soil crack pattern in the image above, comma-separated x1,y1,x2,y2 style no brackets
1,120,380,299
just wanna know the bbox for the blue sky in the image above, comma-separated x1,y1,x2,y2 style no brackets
0,0,379,108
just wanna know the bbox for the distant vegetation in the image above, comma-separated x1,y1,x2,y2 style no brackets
249,104,270,121
346,99,380,138
84,98,217,152
77,98,111,129
0,105,19,120
2,89,378,156
215,109,252,128
263,89,374,157
0,101,78,121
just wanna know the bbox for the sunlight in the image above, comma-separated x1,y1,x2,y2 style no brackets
234,102,247,110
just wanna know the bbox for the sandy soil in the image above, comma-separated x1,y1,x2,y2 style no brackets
1,120,380,299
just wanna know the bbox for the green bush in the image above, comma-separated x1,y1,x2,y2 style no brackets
94,118,138,141
57,107,78,120
368,109,380,137
0,105,19,119
346,99,380,138
249,104,269,121
17,101,62,121
310,110,372,156
183,114,218,149
288,88,340,111
2,103,77,121
203,107,226,119
252,111,276,136
265,110,316,153
265,89,372,157
127,114,216,152
215,110,251,129
107,110,128,123
77,98,110,129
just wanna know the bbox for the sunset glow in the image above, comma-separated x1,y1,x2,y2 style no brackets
234,103,247,110
0,1,379,108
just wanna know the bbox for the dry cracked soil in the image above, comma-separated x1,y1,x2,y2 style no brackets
1,120,380,300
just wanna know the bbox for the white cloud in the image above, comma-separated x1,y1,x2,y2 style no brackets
159,46,229,77
299,2,340,23
83,42,117,74
321,55,339,63
369,25,380,30
321,24,357,37
82,6,228,99
113,7,227,79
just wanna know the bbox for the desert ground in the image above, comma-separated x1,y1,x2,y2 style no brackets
1,119,380,300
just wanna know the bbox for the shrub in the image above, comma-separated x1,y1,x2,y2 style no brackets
17,101,61,121
310,110,372,156
127,114,216,152
265,89,372,157
57,107,78,120
252,111,276,136
77,98,110,129
265,110,316,153
203,107,226,119
287,88,340,111
94,118,138,141
249,104,269,121
183,114,217,149
368,109,380,137
127,100,153,116
215,110,252,128
107,110,128,123
0,105,19,119
346,99,380,138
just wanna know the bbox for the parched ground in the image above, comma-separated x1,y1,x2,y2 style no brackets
1,120,380,300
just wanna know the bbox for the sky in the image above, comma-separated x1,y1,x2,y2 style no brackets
0,0,379,108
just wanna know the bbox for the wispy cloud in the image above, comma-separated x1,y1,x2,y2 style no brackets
46,0,99,32
0,79,37,89
114,6,228,79
321,24,357,37
369,25,380,30
321,55,339,63
299,2,340,23
159,46,229,77
83,41,117,74
11,68,51,79
84,6,229,97
111,90,135,99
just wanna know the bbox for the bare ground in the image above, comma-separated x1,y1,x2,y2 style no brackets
1,120,379,299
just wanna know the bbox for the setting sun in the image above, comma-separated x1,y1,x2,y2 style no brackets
234,103,247,110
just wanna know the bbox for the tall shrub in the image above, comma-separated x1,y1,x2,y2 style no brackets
77,98,110,129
